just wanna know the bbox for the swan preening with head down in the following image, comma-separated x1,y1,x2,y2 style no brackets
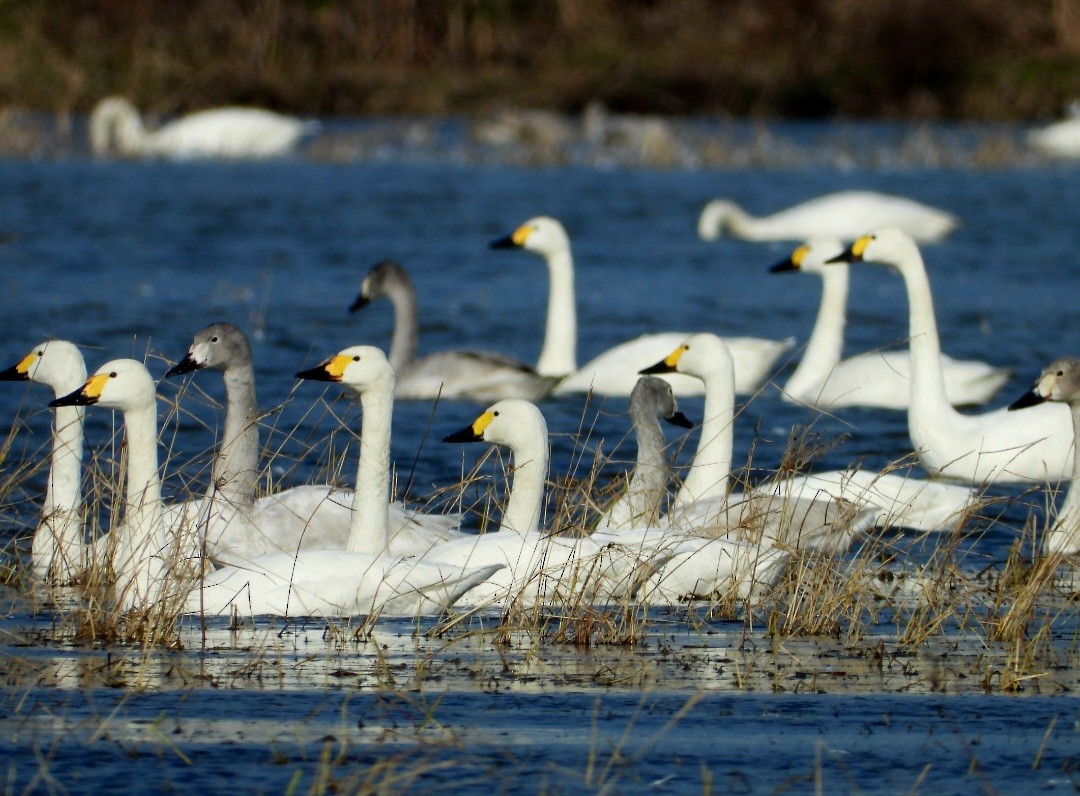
697,191,958,243
89,96,318,159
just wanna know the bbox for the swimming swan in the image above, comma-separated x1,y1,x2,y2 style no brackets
830,228,1073,484
770,237,1010,409
165,323,461,565
490,216,793,396
349,260,557,401
89,96,318,159
182,347,501,618
0,340,88,583
1028,114,1080,159
594,376,693,532
697,191,958,243
640,333,975,533
1009,358,1080,554
418,399,665,607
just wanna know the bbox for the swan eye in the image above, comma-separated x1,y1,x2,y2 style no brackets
353,355,361,362
493,411,500,417
210,336,219,343
1058,370,1064,377
37,350,44,357
109,372,117,378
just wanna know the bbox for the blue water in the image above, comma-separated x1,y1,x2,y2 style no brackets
1,129,1080,793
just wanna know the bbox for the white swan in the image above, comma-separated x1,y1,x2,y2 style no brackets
594,377,693,532
348,260,556,401
50,360,179,613
1028,116,1080,159
89,96,318,160
0,341,88,583
830,228,1073,484
182,347,501,618
698,191,958,243
638,333,975,533
165,323,460,565
771,237,1011,409
1009,358,1080,554
490,216,793,396
416,399,665,608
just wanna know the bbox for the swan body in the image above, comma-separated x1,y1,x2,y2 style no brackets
1009,358,1080,554
423,399,663,607
89,97,317,159
1028,117,1080,159
771,238,1010,409
183,347,500,618
0,341,88,583
595,377,693,532
166,323,460,566
831,229,1073,484
349,260,556,401
490,216,791,396
698,191,958,243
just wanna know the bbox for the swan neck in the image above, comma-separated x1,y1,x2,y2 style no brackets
1050,402,1080,553
896,251,952,417
214,364,260,504
784,266,848,397
501,429,548,535
347,380,393,554
675,371,733,507
35,403,86,579
386,281,419,372
535,246,577,376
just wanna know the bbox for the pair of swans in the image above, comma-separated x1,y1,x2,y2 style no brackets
697,191,958,243
771,237,1010,409
51,349,501,618
89,97,318,160
1010,359,1080,555
830,228,1073,484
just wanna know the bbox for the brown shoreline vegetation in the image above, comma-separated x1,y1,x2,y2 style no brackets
0,0,1078,121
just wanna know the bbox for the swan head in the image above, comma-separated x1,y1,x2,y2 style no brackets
349,259,411,313
166,322,251,377
49,359,156,412
769,237,845,277
697,200,742,241
1009,357,1080,411
296,345,394,394
443,398,548,450
826,227,920,269
639,333,734,384
631,376,694,429
0,340,86,395
88,97,145,156
489,216,570,256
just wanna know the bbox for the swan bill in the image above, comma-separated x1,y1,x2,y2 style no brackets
1009,389,1047,411
443,411,495,444
296,355,351,383
664,410,694,429
50,373,109,407
165,352,204,378
769,243,809,273
347,293,371,313
640,345,686,375
827,234,872,264
0,351,35,381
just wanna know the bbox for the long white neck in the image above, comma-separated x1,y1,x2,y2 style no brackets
536,246,577,376
674,369,734,508
1048,401,1080,554
385,281,419,372
346,378,393,554
893,249,958,430
114,402,169,610
783,266,849,399
213,363,260,505
500,425,548,535
34,400,86,581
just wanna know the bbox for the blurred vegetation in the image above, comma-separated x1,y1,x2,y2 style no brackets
0,0,1078,119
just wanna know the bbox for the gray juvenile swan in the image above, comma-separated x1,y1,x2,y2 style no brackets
348,260,557,401
165,322,460,565
594,376,693,532
1010,358,1080,555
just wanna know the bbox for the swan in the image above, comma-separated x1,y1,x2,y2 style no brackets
88,96,318,160
1028,116,1080,159
829,228,1074,484
182,346,501,618
594,376,693,532
638,332,975,533
490,216,793,396
770,237,1011,409
348,259,557,401
0,340,88,583
416,399,666,608
50,360,181,613
697,191,958,243
164,322,460,565
1009,358,1080,554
